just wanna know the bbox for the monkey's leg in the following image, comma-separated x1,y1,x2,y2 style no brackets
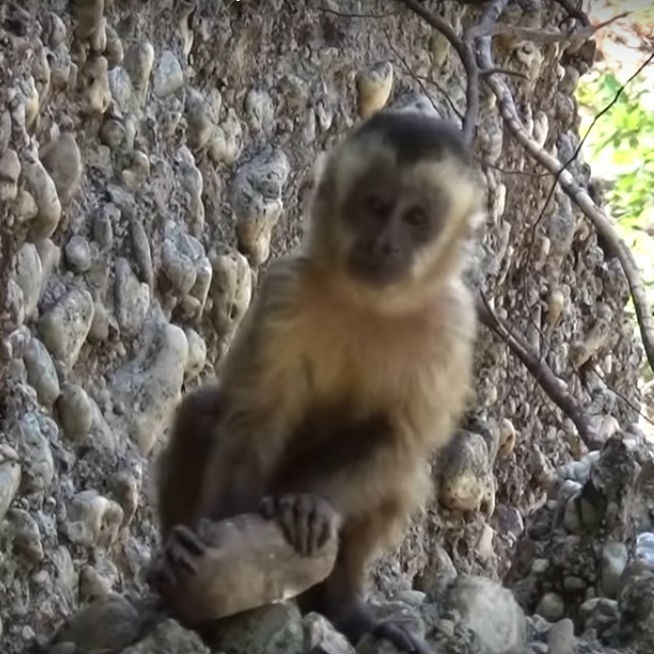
296,511,433,654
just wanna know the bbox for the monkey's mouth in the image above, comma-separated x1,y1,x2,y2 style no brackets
348,255,408,289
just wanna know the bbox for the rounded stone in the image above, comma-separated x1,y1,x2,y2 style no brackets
536,592,565,622
64,235,93,273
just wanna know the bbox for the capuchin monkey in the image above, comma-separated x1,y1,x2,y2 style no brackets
150,110,481,653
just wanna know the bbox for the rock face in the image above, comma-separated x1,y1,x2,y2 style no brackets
0,2,651,654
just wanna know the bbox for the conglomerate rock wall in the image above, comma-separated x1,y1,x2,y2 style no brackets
0,1,652,653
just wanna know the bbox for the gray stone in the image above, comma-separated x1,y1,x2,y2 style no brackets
441,575,526,654
547,618,574,654
121,619,210,653
56,383,93,441
50,594,143,652
0,462,21,524
202,602,304,654
111,322,187,454
600,541,628,598
65,490,124,547
16,412,55,495
115,257,150,337
535,591,565,622
37,287,94,369
153,50,184,97
13,243,43,320
23,337,60,407
64,235,92,273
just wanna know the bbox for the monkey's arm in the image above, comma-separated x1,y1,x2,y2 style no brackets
195,258,311,520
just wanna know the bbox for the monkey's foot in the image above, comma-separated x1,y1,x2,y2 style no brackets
259,493,338,556
372,621,433,654
147,524,207,590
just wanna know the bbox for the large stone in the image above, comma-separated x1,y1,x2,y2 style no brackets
152,512,338,625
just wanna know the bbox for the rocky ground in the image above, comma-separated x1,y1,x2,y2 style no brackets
0,1,652,653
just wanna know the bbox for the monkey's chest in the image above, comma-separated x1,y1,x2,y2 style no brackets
294,308,436,413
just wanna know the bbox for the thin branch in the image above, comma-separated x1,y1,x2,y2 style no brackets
385,35,443,117
552,0,590,27
480,67,528,80
318,7,398,19
477,292,597,448
476,32,654,376
396,0,491,145
475,12,629,46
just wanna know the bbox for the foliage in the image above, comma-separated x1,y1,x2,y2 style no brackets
577,61,654,381
577,69,654,231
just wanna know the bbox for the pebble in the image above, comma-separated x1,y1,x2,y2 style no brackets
40,132,83,205
600,541,628,598
535,591,565,622
443,575,526,654
0,462,21,523
114,258,150,337
547,618,574,654
0,147,20,201
23,155,62,240
356,61,393,119
14,243,43,320
153,50,184,97
65,490,124,547
231,147,290,266
635,531,654,569
56,383,93,441
111,322,188,454
23,337,60,407
16,412,55,495
64,235,92,273
37,287,94,370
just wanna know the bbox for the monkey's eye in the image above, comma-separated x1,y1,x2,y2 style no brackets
365,195,387,215
403,206,428,227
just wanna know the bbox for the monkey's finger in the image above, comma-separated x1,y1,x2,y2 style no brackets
312,517,331,553
294,496,314,556
171,525,206,556
168,543,199,574
259,495,277,518
278,501,301,553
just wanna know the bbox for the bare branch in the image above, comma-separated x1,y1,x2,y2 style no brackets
551,0,590,27
385,35,443,117
396,0,491,145
477,32,654,375
476,292,597,448
474,11,630,46
318,7,398,19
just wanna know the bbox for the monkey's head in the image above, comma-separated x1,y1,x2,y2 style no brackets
307,111,482,307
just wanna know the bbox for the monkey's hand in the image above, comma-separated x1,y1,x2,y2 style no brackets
259,493,340,556
147,523,209,591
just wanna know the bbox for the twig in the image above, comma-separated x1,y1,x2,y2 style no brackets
415,74,465,120
480,67,528,80
476,32,654,376
397,0,490,144
318,7,398,19
385,35,443,117
551,0,590,27
476,292,596,448
474,12,629,46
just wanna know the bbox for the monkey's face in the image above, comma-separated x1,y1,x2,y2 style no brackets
341,163,447,288
308,112,481,301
